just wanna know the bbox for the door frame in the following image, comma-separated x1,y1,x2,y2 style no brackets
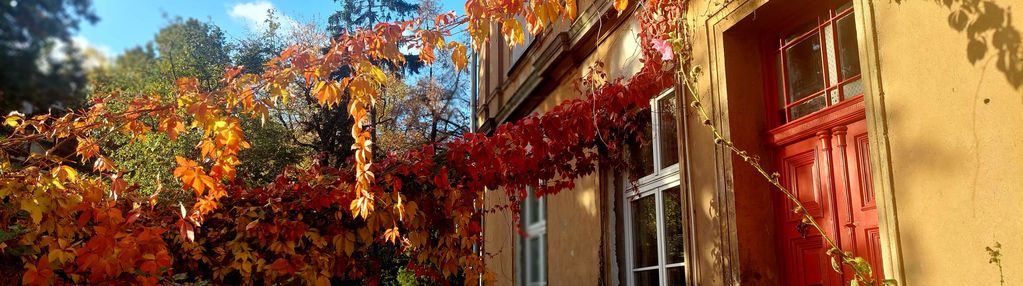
689,0,906,284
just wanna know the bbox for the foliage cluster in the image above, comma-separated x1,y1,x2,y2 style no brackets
0,0,881,285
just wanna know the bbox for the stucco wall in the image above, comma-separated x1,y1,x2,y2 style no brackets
865,0,1023,284
482,80,607,286
484,189,517,286
482,9,650,285
683,0,1023,285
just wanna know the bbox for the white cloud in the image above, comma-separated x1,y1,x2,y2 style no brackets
39,36,111,72
229,1,300,34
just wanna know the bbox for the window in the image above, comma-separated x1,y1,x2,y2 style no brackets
627,89,682,181
775,1,862,124
510,17,537,65
624,89,687,286
519,186,546,286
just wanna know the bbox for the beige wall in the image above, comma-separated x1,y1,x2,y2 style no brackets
684,0,1023,285
484,188,517,286
482,80,607,286
862,0,1023,284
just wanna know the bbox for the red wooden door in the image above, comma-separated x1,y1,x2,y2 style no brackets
773,116,882,286
832,120,883,285
775,129,843,286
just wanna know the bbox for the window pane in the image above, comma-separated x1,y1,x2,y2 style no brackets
662,187,685,264
837,14,861,80
527,188,540,225
790,94,827,120
538,194,545,223
784,34,825,102
631,194,659,268
842,78,864,97
667,266,685,286
529,236,541,282
634,269,660,286
657,94,680,168
628,108,655,177
838,0,854,12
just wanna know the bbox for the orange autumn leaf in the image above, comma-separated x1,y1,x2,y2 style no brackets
172,156,216,195
158,116,186,141
22,255,53,285
383,227,400,244
269,258,295,274
614,0,628,14
450,42,468,71
75,137,100,161
314,80,343,107
565,0,578,20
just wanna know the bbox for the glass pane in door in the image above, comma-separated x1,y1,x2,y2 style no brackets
836,14,861,80
784,34,825,102
790,95,827,120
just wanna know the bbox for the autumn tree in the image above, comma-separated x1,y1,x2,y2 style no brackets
87,18,305,192
233,9,289,76
372,0,470,153
0,0,99,113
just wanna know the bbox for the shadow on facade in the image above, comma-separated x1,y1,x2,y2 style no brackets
895,0,1023,90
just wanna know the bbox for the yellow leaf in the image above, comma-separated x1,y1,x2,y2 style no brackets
450,42,468,71
614,0,628,14
350,196,373,219
21,198,44,224
365,65,387,84
52,165,78,183
4,111,23,127
502,19,525,46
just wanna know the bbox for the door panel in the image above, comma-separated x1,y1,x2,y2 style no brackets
776,118,882,285
832,120,883,284
776,134,840,286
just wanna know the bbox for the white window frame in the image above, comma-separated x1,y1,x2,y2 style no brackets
635,89,682,186
623,88,688,286
519,186,546,286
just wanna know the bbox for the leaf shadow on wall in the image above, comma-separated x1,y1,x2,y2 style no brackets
896,0,1023,90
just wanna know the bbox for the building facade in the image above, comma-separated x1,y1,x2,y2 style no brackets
475,0,1023,285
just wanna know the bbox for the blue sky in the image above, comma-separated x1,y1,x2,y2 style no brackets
76,0,465,57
